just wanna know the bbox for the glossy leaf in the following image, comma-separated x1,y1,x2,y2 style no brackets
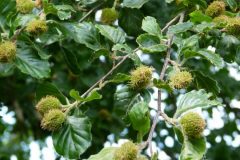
14,48,51,79
180,137,206,160
136,34,167,53
96,25,126,44
174,90,221,118
129,101,150,134
62,22,102,50
52,115,92,159
167,22,193,34
142,16,161,37
197,49,224,69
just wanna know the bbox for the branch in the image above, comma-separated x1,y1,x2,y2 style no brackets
81,54,129,98
141,11,185,154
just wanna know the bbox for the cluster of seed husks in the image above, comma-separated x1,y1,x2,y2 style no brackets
36,96,66,131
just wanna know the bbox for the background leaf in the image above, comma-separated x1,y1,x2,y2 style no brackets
122,0,149,9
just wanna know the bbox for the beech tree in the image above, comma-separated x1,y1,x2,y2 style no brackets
0,0,240,159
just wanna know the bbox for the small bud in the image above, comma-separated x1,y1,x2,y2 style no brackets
205,1,225,17
35,0,42,8
213,15,229,27
41,109,66,131
225,17,240,37
0,41,17,63
180,112,206,138
16,0,35,14
101,8,119,24
129,66,153,90
114,141,138,160
25,19,48,35
36,96,61,115
169,70,193,89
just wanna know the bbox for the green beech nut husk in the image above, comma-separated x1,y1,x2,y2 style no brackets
25,19,48,35
213,15,229,27
114,141,138,160
0,41,17,62
41,109,66,131
36,96,61,115
16,0,35,14
205,1,225,17
129,66,153,90
225,17,240,37
180,112,206,138
101,8,119,24
169,71,193,89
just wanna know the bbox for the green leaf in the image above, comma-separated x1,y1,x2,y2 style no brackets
114,85,137,108
14,48,51,79
52,115,92,159
129,101,150,134
96,25,126,44
109,73,131,83
142,16,161,37
70,90,102,102
153,78,172,93
197,49,224,69
122,0,149,9
36,82,67,104
84,90,102,102
193,22,215,33
225,0,238,11
180,137,206,160
174,90,221,118
136,34,167,53
193,71,220,96
189,11,212,23
69,89,84,101
174,126,184,144
112,44,133,55
62,22,102,50
87,147,117,160
167,22,193,34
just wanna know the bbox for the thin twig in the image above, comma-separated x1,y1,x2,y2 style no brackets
161,13,181,33
81,55,128,97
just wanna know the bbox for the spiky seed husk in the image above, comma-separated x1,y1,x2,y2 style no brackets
41,109,66,131
205,1,225,17
16,0,35,14
213,15,229,27
0,41,17,62
101,8,119,24
25,19,48,35
180,112,206,138
226,17,240,37
169,71,193,89
129,66,153,90
114,141,138,160
36,96,61,115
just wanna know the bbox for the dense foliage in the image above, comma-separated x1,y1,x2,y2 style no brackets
0,0,240,159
